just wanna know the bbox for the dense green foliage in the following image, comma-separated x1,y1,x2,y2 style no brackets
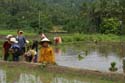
0,0,125,34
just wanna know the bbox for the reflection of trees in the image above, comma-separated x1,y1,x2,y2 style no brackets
57,43,125,58
74,44,111,57
119,45,125,58
110,44,125,58
72,44,94,56
96,44,125,58
97,45,112,57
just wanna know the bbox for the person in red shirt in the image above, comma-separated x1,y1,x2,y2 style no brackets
54,36,62,45
3,35,12,61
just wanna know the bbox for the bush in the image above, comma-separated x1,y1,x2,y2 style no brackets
73,33,84,41
100,18,120,34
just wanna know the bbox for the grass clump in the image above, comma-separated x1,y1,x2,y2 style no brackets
61,33,124,43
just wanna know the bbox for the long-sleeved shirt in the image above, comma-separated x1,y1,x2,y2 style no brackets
38,47,55,64
16,36,26,48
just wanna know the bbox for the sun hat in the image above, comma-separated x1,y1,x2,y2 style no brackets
6,34,13,39
26,40,30,44
10,37,18,43
19,30,24,34
40,37,51,44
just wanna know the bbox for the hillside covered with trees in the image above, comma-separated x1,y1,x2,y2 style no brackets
0,0,125,34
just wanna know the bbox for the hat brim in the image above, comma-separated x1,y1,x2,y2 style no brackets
6,35,13,39
11,41,18,43
19,31,24,34
39,41,52,44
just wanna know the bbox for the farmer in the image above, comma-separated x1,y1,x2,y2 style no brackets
9,37,21,61
2,34,13,61
40,33,46,39
38,37,55,64
16,30,26,55
54,36,62,45
24,45,37,62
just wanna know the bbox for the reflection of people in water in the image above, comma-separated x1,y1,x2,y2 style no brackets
55,48,62,56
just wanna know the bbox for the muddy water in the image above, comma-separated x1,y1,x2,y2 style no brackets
55,43,125,73
0,70,6,83
0,69,89,83
0,43,124,83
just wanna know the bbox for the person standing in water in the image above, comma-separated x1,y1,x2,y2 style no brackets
24,45,37,63
38,38,55,64
9,37,21,61
16,30,26,55
2,34,13,61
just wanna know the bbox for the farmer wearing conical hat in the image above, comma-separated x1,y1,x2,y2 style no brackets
38,37,55,64
10,37,21,61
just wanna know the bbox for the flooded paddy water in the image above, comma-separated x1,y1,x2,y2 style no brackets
0,69,86,83
0,63,122,83
55,42,125,73
0,42,125,83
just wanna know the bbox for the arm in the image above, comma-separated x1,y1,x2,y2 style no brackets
32,55,35,63
9,47,14,54
23,37,26,43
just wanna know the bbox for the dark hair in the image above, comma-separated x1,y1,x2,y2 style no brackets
32,40,38,49
32,40,39,52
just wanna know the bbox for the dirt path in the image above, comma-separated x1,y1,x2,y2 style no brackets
0,61,125,82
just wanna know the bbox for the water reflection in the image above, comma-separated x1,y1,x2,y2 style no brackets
55,48,62,56
17,74,85,83
55,43,125,73
0,70,86,83
120,45,125,57
123,59,125,73
16,73,42,83
52,77,86,83
0,70,6,83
